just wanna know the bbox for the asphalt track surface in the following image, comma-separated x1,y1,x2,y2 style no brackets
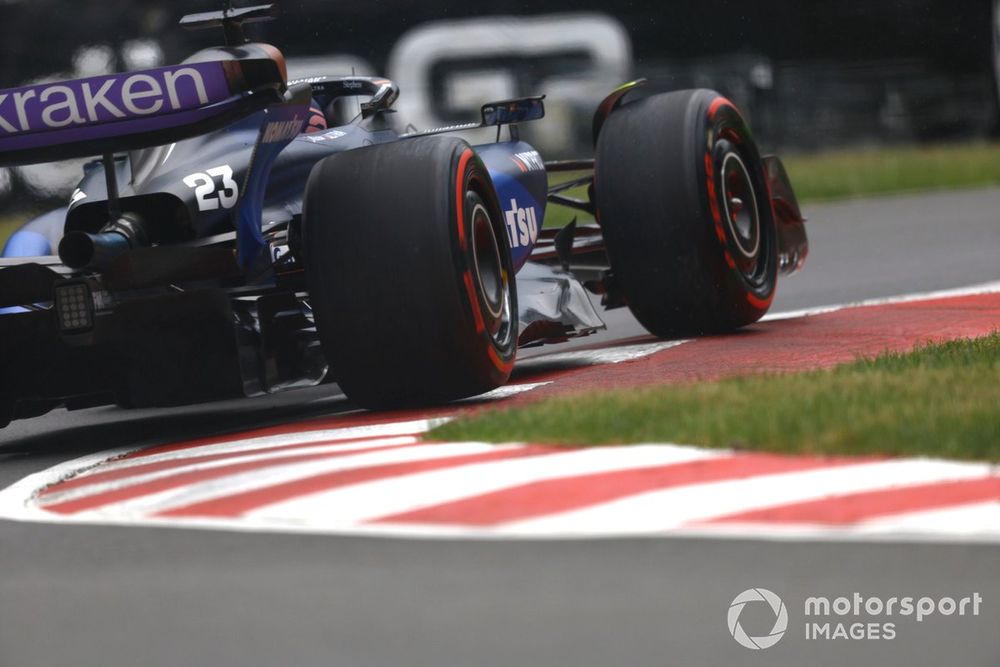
0,188,998,666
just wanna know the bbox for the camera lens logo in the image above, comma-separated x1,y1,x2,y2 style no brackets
728,588,788,650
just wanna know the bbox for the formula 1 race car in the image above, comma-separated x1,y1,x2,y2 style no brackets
0,3,807,427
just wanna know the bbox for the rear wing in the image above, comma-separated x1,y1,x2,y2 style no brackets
0,54,286,167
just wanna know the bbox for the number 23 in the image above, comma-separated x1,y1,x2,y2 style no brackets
184,165,239,211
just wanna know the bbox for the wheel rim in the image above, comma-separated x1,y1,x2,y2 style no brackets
714,144,770,288
720,151,760,261
472,203,503,318
469,197,514,349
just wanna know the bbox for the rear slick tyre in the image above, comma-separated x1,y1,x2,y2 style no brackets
594,89,778,337
302,136,517,409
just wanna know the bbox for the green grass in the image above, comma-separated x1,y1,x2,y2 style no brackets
543,170,592,229
541,142,1000,228
778,142,1000,202
430,334,1000,461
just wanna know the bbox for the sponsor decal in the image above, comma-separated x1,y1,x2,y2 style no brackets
271,242,291,262
288,76,328,85
261,116,304,144
69,188,87,204
0,63,227,135
503,198,539,249
512,150,544,172
183,165,239,212
303,129,346,143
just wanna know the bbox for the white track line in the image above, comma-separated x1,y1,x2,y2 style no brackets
464,382,551,400
763,279,1000,322
250,444,725,527
501,460,994,535
90,418,440,472
518,340,690,367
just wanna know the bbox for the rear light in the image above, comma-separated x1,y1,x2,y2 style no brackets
54,281,94,332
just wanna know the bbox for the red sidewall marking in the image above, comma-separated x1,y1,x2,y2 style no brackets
707,96,733,121
455,149,473,249
704,98,772,309
746,289,774,310
488,341,514,375
456,147,510,373
462,270,486,334
456,149,488,336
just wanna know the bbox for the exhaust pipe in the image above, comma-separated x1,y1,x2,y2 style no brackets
59,212,148,271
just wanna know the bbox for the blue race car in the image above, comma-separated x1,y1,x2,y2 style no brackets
0,3,808,426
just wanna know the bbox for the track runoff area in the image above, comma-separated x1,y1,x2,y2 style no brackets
1,281,998,541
